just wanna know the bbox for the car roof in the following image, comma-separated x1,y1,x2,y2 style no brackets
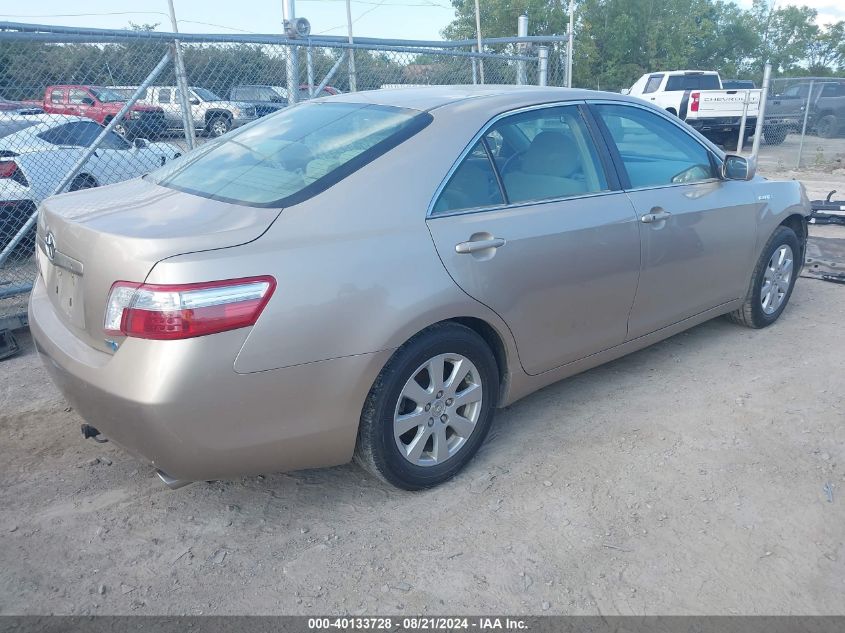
324,84,640,113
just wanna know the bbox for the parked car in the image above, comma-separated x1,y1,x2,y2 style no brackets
627,70,793,145
29,85,166,139
229,85,288,116
1,114,180,260
114,86,258,137
29,86,809,491
0,97,43,114
767,80,845,139
721,79,756,90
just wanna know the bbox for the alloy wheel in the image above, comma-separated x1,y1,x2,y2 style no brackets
393,353,483,467
761,244,793,315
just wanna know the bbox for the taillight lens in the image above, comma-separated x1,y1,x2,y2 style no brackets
690,92,700,112
0,160,28,186
104,276,275,340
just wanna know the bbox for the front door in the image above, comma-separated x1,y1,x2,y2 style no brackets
427,103,642,375
590,102,759,339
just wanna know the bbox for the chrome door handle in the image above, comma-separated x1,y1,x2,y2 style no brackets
640,211,672,223
455,237,506,254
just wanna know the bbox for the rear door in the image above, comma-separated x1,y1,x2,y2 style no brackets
426,103,642,375
590,102,759,339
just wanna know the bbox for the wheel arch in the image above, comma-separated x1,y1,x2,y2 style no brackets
204,109,232,124
779,212,808,262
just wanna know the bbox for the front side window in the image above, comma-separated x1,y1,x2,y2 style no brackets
191,87,221,102
89,87,127,103
595,103,716,188
148,102,431,206
433,105,609,214
69,89,91,105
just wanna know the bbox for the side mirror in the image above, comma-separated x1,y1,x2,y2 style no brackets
189,97,200,105
133,138,148,149
722,154,756,181
619,88,631,95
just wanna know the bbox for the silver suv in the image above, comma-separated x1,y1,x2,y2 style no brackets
116,86,257,137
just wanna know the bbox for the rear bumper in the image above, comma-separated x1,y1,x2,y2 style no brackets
688,116,756,133
29,275,391,481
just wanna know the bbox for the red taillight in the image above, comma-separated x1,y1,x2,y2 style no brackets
690,92,700,112
0,160,18,179
104,276,276,340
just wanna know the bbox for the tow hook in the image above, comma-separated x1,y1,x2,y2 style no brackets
81,424,109,444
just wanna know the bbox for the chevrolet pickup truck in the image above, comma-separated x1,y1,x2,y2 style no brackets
29,85,166,140
626,70,786,145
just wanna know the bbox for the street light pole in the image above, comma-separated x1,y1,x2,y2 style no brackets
474,0,485,84
566,0,574,87
282,0,300,104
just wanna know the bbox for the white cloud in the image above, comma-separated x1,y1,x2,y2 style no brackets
738,0,845,24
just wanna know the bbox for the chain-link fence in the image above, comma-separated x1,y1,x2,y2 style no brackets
0,22,560,334
756,76,845,172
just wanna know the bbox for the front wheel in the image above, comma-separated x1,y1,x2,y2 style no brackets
207,116,231,137
355,323,499,490
728,226,800,328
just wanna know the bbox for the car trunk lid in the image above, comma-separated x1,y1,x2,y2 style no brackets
36,177,282,353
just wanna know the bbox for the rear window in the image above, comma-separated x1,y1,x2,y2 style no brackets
665,74,721,91
148,102,432,207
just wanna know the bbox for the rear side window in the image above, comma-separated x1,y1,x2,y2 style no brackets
158,89,171,103
595,104,716,188
643,74,663,94
69,89,91,105
148,102,432,206
665,74,721,91
50,89,64,104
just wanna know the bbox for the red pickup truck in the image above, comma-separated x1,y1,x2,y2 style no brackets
29,85,166,139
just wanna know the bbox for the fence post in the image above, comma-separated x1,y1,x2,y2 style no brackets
314,51,347,97
345,0,358,91
537,46,548,86
516,14,528,85
306,45,315,97
566,0,574,87
471,47,478,85
167,0,196,149
736,89,750,153
796,79,815,169
750,63,771,160
0,52,173,268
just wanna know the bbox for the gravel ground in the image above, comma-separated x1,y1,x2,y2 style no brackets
0,170,843,616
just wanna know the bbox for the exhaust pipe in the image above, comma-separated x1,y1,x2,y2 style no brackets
155,469,192,490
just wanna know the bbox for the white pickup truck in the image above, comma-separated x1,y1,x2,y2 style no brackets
626,70,773,145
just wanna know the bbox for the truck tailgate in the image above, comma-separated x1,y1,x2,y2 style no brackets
692,90,761,117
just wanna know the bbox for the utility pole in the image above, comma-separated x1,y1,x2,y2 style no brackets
282,0,300,104
474,0,485,84
346,0,358,91
566,0,574,87
167,0,196,149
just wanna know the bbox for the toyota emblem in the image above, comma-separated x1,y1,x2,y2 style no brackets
44,231,56,261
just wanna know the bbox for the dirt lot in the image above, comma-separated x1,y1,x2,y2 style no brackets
1,169,843,616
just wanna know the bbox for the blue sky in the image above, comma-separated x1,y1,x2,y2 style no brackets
0,0,842,42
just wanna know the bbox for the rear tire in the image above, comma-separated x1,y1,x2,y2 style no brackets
763,126,788,145
354,323,499,490
69,174,97,191
816,114,839,139
727,226,799,329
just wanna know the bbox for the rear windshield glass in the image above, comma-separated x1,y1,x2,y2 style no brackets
147,102,431,207
665,74,721,91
